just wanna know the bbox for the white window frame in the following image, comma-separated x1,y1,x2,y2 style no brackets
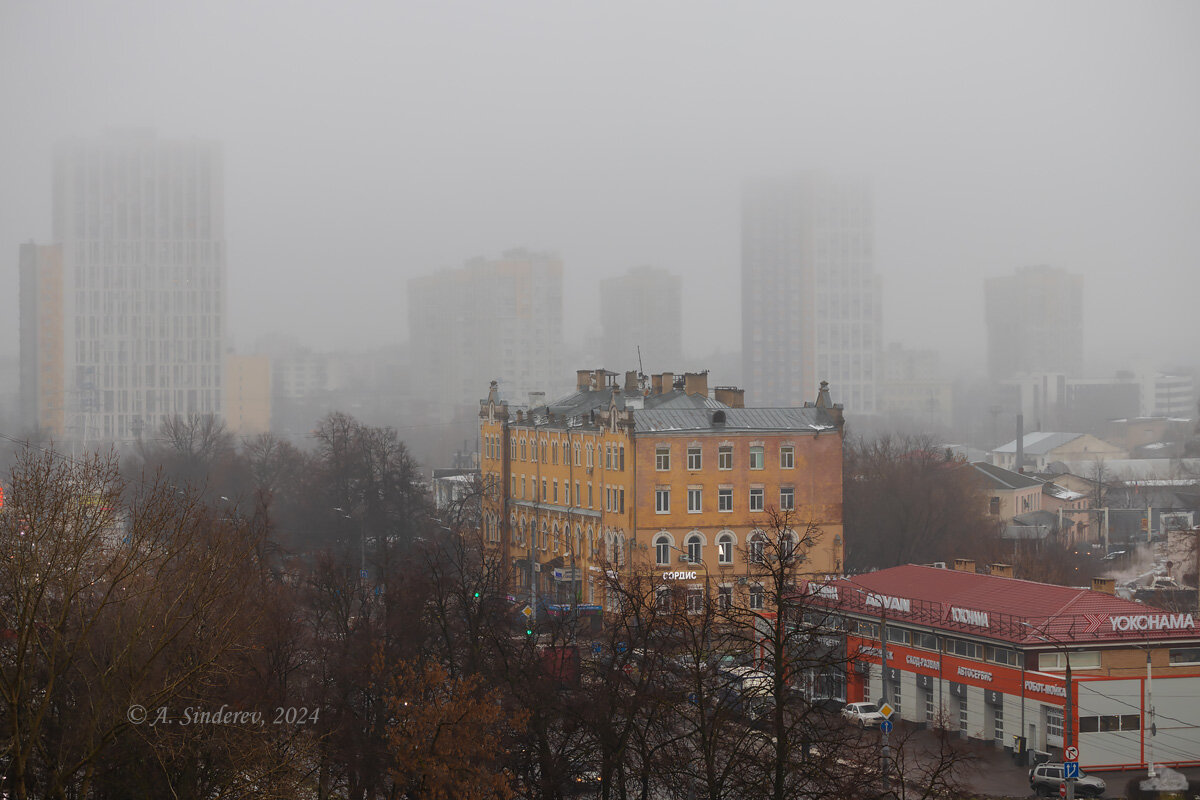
687,446,702,471
718,445,733,470
687,486,702,513
685,533,702,564
718,487,733,512
780,445,794,469
656,446,671,471
655,487,670,514
717,532,734,564
655,534,672,566
749,445,764,470
749,584,764,610
779,486,795,511
749,487,764,512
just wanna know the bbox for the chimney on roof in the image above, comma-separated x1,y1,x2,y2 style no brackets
625,371,639,392
990,563,1014,579
651,373,663,395
661,372,674,393
814,380,845,429
1016,413,1024,473
529,391,545,408
577,370,591,391
1091,577,1116,595
714,386,745,408
953,558,976,573
684,371,709,397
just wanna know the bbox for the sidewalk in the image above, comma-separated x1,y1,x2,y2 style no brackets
895,720,1200,798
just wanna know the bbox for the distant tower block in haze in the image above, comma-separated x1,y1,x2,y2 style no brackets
600,266,683,373
47,130,227,446
741,173,881,413
19,243,66,438
985,265,1083,382
407,248,565,421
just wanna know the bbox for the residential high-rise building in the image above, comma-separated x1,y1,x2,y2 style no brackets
408,248,564,418
985,265,1083,382
599,266,683,372
18,243,66,437
741,173,880,413
48,130,226,445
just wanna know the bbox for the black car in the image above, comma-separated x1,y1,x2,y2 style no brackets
1028,762,1106,798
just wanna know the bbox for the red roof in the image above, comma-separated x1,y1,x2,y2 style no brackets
805,565,1198,646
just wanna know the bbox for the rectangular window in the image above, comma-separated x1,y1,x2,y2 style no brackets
619,444,625,471
1045,706,1063,740
718,585,732,610
958,696,967,733
605,445,612,469
687,588,703,613
893,680,902,715
925,689,935,723
575,481,580,506
717,487,733,512
1169,647,1200,665
587,445,594,468
779,487,795,510
718,445,732,470
552,443,558,465
619,487,625,514
780,446,794,468
553,481,558,503
687,446,702,471
886,627,910,645
656,446,671,471
588,483,593,507
749,446,764,470
914,632,938,650
989,497,1000,515
1039,651,1100,671
522,477,526,498
656,487,670,514
564,484,571,506
749,487,764,512
945,639,983,660
986,646,1022,668
749,585,764,610
993,702,1004,743
541,479,547,501
687,487,702,513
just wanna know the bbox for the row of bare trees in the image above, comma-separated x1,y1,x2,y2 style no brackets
2,418,975,799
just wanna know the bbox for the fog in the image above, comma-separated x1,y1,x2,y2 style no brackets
2,0,1198,373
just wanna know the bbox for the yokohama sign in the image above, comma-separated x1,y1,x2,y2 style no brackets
1084,612,1196,634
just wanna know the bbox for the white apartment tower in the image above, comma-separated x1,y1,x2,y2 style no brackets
741,173,881,413
408,249,564,418
53,130,226,444
599,266,683,373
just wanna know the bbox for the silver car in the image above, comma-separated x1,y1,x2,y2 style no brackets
840,702,886,728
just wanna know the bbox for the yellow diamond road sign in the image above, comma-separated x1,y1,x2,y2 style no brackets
522,605,533,618
878,702,895,719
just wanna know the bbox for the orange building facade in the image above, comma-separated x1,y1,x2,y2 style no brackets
479,369,846,613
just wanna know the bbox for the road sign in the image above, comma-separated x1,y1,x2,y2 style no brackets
880,719,894,733
1064,745,1079,761
878,702,894,719
1059,782,1067,798
1064,761,1080,780
521,605,533,618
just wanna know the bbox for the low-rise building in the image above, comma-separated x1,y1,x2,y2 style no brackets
804,563,1200,770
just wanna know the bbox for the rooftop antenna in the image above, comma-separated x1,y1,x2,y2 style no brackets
637,345,644,377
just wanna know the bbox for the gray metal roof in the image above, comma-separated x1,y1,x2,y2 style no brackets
993,432,1084,455
970,461,1044,490
633,407,839,434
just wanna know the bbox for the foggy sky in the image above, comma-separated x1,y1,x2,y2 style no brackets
3,0,1198,376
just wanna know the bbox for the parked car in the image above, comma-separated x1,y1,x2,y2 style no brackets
1028,762,1106,798
840,702,885,728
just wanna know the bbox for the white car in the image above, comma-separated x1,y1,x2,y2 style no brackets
840,702,886,728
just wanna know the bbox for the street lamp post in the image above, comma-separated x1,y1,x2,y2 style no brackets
1022,622,1074,800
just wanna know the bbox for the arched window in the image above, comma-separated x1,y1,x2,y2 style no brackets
686,532,702,564
614,533,625,566
553,523,560,553
717,531,735,565
655,533,672,566
540,521,548,551
780,529,798,560
749,530,766,564
587,526,595,556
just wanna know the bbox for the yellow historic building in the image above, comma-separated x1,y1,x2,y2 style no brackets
480,369,846,613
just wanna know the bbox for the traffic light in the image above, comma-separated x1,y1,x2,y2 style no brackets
473,591,481,599
525,626,534,636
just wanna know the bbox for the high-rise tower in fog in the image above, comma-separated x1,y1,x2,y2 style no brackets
985,265,1083,382
600,266,683,372
408,249,565,418
42,130,227,444
741,173,880,412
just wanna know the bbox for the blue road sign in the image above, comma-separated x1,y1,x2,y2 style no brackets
1063,761,1080,780
880,720,894,733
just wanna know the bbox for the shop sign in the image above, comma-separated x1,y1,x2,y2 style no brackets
949,606,990,628
1086,612,1196,634
864,593,911,613
1024,679,1067,698
905,654,940,671
802,581,840,600
661,571,698,581
956,665,993,682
